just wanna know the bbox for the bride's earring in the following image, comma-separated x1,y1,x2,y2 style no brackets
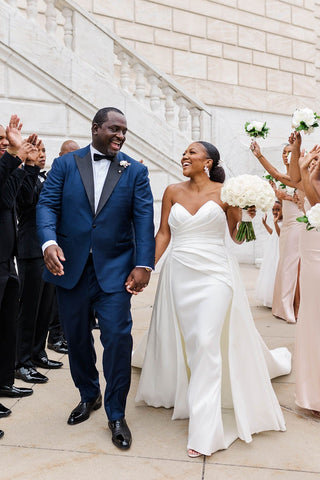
204,165,210,178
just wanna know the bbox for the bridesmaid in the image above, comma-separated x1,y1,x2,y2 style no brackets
255,201,282,308
289,136,320,417
251,141,304,323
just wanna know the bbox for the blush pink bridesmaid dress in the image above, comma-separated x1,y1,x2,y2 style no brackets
272,197,303,323
295,200,320,412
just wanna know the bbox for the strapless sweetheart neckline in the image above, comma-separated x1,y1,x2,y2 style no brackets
173,200,224,217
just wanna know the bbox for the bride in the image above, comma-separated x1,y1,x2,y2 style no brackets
134,141,291,458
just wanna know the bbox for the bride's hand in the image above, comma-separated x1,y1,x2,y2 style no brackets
247,205,256,219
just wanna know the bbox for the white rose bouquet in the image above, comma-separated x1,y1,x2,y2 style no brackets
245,120,269,139
221,174,276,242
292,108,320,135
297,203,320,231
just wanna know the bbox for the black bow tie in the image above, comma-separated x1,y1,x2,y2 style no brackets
93,153,115,162
39,171,47,179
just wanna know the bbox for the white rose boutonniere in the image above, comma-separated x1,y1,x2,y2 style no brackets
119,160,131,168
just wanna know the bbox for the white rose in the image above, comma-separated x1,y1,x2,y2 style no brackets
252,121,264,132
307,203,320,230
246,123,254,132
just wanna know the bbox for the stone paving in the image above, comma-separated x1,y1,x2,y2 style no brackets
1,264,319,479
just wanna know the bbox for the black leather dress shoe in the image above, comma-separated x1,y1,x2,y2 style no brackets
0,430,4,439
108,418,132,450
33,357,63,369
15,367,48,384
0,403,11,418
47,339,68,354
0,384,33,397
68,393,102,425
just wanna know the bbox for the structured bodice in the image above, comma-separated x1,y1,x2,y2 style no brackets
168,200,232,286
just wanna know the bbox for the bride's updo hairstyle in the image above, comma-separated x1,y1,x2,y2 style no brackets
197,141,225,183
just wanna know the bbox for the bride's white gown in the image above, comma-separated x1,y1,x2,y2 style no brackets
134,201,291,456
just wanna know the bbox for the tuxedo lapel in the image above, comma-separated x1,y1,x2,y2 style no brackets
74,151,95,215
95,160,125,217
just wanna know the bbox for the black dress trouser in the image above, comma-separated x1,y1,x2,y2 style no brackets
0,259,19,386
16,257,55,367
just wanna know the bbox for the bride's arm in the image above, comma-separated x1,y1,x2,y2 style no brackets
154,186,173,265
226,205,256,244
226,205,243,244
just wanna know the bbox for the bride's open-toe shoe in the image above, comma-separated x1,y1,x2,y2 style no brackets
187,449,202,458
311,410,320,418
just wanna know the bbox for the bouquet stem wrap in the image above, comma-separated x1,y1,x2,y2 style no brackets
236,209,256,242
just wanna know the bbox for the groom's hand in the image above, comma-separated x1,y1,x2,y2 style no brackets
44,245,65,276
125,267,151,295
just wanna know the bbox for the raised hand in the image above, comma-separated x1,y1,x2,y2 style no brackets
6,115,23,153
289,131,301,151
17,141,38,163
298,145,320,172
250,140,261,158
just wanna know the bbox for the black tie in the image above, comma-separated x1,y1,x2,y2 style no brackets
93,153,114,162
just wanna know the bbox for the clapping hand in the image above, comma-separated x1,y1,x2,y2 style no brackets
18,134,39,164
298,145,320,172
6,114,23,154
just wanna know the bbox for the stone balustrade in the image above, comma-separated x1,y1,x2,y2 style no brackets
4,0,211,141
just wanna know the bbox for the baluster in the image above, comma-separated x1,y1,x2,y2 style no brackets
162,85,176,125
176,97,190,132
26,0,38,22
44,0,57,37
190,107,201,140
148,74,161,112
133,63,146,103
62,7,73,49
117,51,131,91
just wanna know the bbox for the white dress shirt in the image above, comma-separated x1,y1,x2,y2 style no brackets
42,144,111,253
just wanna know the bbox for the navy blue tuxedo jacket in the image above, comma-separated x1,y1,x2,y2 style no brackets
36,145,155,292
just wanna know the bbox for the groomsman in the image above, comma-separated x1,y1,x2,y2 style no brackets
15,139,63,384
47,139,80,354
37,107,155,449
0,116,38,431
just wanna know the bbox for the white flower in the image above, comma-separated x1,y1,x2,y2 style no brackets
292,108,318,133
246,123,254,131
306,203,320,231
252,121,264,132
285,186,295,196
119,160,130,168
221,174,275,212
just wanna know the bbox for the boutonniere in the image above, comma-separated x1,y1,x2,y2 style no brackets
119,160,131,168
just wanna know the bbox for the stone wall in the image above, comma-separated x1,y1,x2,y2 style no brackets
70,0,318,115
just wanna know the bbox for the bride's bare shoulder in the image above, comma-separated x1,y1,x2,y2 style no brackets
164,182,188,197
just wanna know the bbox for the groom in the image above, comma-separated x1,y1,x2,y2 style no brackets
37,107,155,449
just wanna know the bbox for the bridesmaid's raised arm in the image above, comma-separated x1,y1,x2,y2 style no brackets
250,140,298,189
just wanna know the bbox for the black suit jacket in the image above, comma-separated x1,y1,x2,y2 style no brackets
0,152,39,262
17,172,44,259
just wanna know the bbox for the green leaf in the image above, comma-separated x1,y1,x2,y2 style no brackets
296,216,308,223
